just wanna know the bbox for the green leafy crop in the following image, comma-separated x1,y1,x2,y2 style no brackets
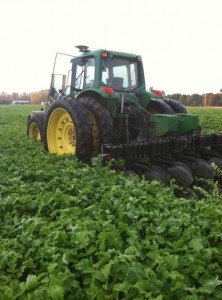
0,105,222,299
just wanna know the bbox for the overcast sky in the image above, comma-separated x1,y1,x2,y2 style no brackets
0,0,222,95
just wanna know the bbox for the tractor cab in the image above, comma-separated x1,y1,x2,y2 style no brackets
49,47,157,110
70,48,145,94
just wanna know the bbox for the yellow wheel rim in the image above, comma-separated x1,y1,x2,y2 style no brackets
86,110,99,152
29,122,41,141
47,108,76,155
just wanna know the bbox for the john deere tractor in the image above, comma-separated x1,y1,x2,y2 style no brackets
27,46,222,188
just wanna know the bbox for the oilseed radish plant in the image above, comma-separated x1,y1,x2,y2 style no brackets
0,105,222,299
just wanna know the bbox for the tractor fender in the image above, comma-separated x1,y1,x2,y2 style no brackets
77,88,119,115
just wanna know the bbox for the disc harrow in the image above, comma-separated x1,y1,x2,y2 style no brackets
101,133,222,196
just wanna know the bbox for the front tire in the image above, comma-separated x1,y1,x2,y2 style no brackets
27,112,46,141
44,98,92,162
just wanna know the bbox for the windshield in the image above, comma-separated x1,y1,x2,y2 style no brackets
101,57,139,91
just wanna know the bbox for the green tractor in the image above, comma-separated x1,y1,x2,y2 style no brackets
27,46,222,187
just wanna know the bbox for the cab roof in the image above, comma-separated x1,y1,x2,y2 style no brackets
75,48,140,59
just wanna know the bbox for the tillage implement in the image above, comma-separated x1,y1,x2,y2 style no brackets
27,46,222,190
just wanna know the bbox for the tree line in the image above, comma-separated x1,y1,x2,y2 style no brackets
0,90,222,106
0,90,48,104
0,92,30,104
166,93,222,107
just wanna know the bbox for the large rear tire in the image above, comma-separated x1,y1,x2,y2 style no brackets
27,112,46,141
78,96,113,153
147,100,174,114
44,98,92,162
164,98,187,113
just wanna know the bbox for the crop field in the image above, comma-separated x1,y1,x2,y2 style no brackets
1,105,222,299
187,107,222,134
